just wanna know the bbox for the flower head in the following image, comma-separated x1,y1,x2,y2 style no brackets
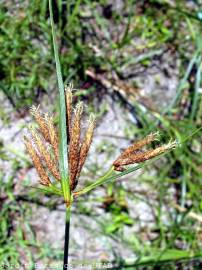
113,133,178,171
25,109,60,186
66,90,96,190
24,86,96,191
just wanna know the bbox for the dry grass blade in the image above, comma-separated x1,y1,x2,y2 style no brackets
173,203,202,223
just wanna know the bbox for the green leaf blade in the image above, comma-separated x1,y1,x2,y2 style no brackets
49,0,70,203
76,155,164,196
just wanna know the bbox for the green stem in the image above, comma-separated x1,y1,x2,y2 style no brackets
74,166,114,196
74,154,173,197
63,207,71,269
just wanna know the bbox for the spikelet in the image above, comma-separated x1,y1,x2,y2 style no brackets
29,126,60,180
68,102,83,190
24,136,51,186
114,140,177,169
65,84,73,138
44,113,59,161
30,106,50,143
120,132,159,159
77,114,96,178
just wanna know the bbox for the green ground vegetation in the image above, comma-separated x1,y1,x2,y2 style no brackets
0,0,202,269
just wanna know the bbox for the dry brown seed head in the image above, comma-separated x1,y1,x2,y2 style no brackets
65,84,73,138
121,132,159,158
44,113,59,161
77,114,96,178
114,140,177,168
24,136,51,186
29,127,60,181
68,102,83,190
113,132,159,167
30,106,50,143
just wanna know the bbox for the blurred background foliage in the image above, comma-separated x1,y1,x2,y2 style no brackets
0,0,202,269
1,0,202,109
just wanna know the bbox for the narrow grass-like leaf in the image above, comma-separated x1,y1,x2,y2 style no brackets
190,55,201,120
165,52,198,114
67,0,81,28
120,250,202,268
75,155,164,196
180,126,202,143
49,0,70,204
29,185,63,196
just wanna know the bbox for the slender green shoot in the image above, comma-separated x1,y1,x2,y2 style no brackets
49,0,70,206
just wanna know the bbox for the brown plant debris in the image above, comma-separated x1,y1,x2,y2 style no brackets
172,203,202,223
85,69,157,111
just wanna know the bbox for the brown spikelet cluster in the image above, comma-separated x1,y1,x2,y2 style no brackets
65,86,96,190
24,137,51,186
113,132,177,171
65,84,73,138
44,113,59,160
30,106,50,142
24,106,60,186
24,87,96,191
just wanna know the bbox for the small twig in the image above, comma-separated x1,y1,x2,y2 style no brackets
173,203,202,223
85,69,157,112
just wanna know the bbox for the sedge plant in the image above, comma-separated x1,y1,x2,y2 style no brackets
24,89,177,267
23,1,178,268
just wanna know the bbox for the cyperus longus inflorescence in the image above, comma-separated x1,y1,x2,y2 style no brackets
65,86,96,190
24,85,95,192
24,85,177,202
113,132,177,172
24,107,60,187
